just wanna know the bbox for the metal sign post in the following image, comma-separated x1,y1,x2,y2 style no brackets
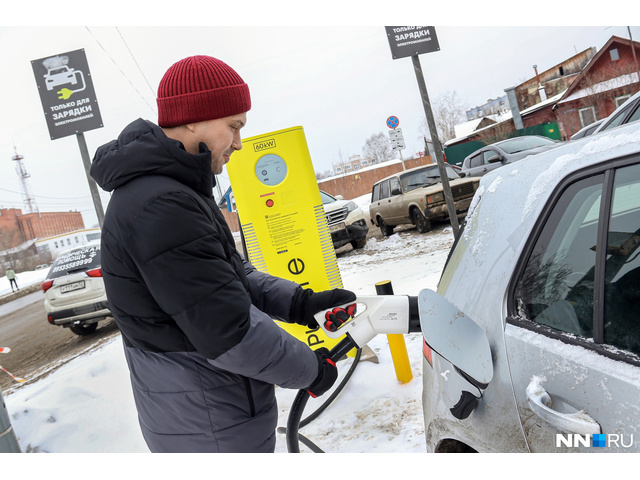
385,27,459,237
31,48,105,227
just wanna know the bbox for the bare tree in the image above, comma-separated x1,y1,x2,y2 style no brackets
362,132,393,165
421,91,469,143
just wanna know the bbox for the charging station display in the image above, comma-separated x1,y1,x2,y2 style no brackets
227,126,346,351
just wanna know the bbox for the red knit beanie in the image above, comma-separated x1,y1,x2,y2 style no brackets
156,55,251,127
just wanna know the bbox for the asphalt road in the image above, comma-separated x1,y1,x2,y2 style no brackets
0,289,119,394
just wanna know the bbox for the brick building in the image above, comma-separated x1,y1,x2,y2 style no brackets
554,36,640,139
0,208,84,251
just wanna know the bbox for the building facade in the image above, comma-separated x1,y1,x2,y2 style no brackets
554,36,640,139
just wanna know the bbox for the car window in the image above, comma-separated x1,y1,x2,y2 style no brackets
625,103,640,125
601,103,634,131
499,136,556,154
604,163,640,354
379,180,390,200
371,183,380,203
513,163,640,357
483,149,500,163
320,191,336,204
400,165,459,192
514,174,603,338
47,244,101,280
469,153,483,169
389,177,401,195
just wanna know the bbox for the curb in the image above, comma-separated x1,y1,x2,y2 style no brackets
0,284,42,307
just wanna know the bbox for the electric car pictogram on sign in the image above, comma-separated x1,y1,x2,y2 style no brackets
31,49,103,140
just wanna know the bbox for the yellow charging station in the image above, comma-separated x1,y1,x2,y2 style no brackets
227,126,346,352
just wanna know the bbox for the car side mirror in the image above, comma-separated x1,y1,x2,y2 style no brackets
487,154,503,163
335,194,344,200
458,172,466,177
418,288,493,388
391,187,402,196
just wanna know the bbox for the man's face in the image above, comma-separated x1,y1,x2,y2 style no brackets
190,112,247,174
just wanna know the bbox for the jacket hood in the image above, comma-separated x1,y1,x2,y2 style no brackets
90,118,214,196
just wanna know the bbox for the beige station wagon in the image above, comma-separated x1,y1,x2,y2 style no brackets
369,163,480,236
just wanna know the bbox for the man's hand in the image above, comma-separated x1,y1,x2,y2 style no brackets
306,348,338,398
290,288,356,329
323,303,357,332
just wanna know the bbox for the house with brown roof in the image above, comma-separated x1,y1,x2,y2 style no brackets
553,35,640,139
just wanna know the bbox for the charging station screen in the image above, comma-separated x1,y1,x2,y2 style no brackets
256,154,287,186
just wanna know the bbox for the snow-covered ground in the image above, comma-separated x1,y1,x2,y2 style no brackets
0,194,609,476
1,194,452,461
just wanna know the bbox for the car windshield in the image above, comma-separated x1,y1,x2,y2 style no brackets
47,244,101,279
498,136,556,154
320,191,336,204
400,165,460,192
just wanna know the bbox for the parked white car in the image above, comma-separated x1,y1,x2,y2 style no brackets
42,242,110,336
320,191,368,250
419,122,640,452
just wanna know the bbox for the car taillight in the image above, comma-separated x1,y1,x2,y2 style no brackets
41,280,54,292
47,314,54,324
423,339,433,368
85,268,102,278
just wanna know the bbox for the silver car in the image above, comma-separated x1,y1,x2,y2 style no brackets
419,122,640,452
459,135,560,178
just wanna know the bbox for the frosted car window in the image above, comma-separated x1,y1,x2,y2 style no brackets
514,174,604,338
604,164,640,355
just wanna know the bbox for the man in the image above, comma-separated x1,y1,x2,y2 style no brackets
90,55,356,453
6,268,18,292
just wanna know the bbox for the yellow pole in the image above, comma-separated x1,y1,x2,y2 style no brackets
387,333,413,384
375,280,413,384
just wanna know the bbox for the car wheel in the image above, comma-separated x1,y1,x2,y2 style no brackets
378,218,394,237
69,323,98,336
351,238,367,249
412,208,431,233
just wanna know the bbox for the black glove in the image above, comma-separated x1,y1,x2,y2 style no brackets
289,288,357,329
306,348,338,398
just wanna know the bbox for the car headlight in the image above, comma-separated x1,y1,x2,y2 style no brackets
345,201,359,213
426,192,444,205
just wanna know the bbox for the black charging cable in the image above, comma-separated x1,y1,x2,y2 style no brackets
279,336,360,453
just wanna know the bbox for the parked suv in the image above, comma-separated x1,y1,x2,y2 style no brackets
459,135,559,178
42,242,110,336
369,164,479,236
320,191,368,250
418,122,640,452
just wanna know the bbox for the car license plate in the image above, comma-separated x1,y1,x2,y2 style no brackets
60,281,85,293
329,222,346,233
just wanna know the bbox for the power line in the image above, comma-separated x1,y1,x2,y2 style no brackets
85,26,157,115
0,186,92,201
116,27,157,100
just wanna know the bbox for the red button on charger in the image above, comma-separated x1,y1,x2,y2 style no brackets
266,199,274,207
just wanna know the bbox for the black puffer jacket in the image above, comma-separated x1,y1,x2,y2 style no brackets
90,119,318,452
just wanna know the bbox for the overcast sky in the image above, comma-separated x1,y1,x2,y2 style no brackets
1,7,638,228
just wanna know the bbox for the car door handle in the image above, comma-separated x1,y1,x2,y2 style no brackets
526,376,601,435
